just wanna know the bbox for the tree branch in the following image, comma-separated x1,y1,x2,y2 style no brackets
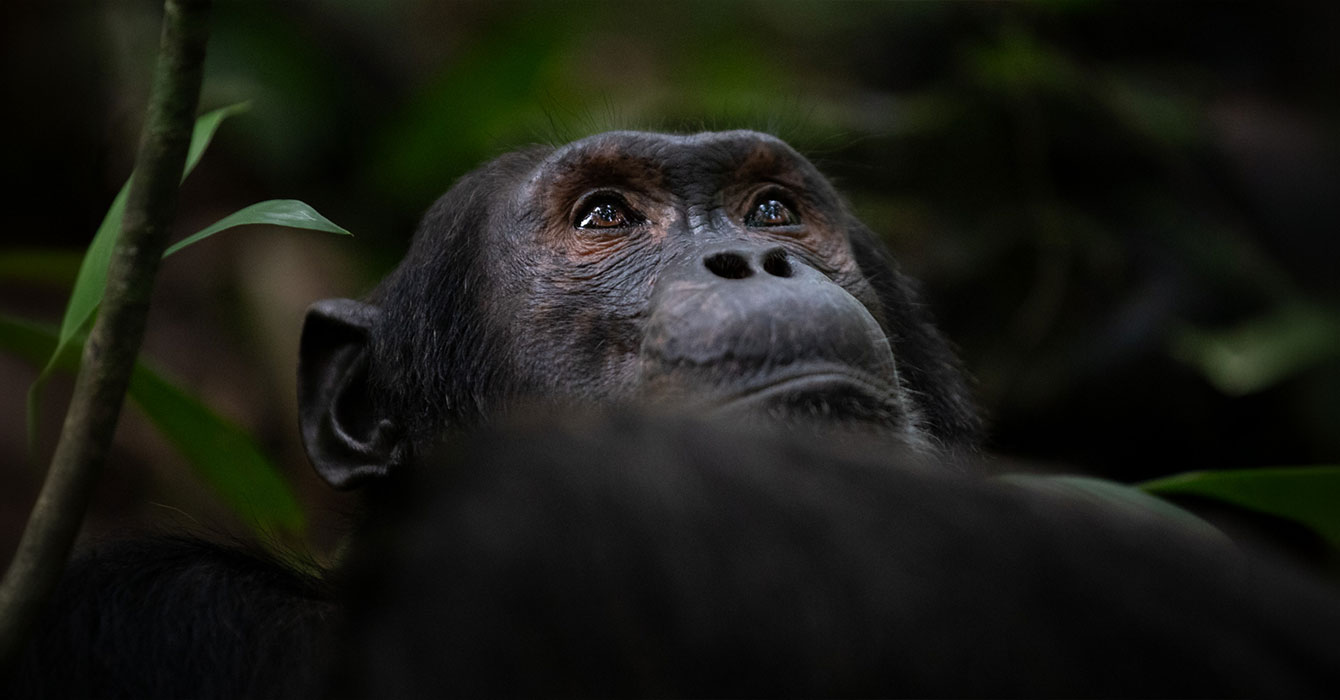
0,0,212,664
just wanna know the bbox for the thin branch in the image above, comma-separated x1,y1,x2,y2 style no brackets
0,0,212,664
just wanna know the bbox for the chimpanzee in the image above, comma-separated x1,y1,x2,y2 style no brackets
5,131,1340,698
296,131,979,490
331,410,1340,698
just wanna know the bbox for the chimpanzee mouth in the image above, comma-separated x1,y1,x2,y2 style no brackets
638,355,912,432
725,369,888,404
715,367,902,427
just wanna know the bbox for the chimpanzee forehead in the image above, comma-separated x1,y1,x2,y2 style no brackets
533,130,819,191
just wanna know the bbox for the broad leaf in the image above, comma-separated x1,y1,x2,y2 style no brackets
996,473,1222,540
163,199,350,258
1,314,305,536
185,103,251,177
127,364,306,536
1141,467,1340,550
1170,304,1340,396
0,315,83,369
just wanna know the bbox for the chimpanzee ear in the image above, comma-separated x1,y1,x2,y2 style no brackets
298,298,400,489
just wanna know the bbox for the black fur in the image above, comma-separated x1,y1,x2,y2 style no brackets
845,217,981,445
8,131,1338,698
307,131,982,486
338,412,1340,697
9,416,1340,698
4,538,331,699
368,148,548,443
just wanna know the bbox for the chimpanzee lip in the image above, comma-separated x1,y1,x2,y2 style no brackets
720,366,893,409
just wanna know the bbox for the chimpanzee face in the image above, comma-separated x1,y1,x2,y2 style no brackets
488,132,907,421
299,131,977,488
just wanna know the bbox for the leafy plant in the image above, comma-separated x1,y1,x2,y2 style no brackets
0,315,305,535
1142,467,1340,550
998,467,1340,557
4,103,348,537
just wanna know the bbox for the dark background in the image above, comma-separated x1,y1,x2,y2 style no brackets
2,1,1338,559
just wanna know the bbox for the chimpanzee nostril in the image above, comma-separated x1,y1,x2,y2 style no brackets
704,252,753,280
762,249,793,278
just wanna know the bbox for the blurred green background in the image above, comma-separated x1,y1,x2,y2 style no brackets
2,1,1338,557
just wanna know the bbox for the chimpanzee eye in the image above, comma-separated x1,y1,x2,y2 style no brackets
745,198,799,227
576,197,636,230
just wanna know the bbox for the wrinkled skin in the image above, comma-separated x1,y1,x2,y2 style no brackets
299,131,978,487
498,133,912,428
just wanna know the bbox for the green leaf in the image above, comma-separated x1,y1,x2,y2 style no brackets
1,314,305,536
53,183,129,361
0,248,85,287
1141,467,1340,550
163,199,351,258
29,103,251,454
185,103,251,177
1170,304,1340,396
996,473,1223,541
126,365,305,537
54,103,248,368
0,315,82,370
26,182,124,456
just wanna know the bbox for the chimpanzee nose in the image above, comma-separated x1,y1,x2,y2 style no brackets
702,247,794,280
641,239,897,394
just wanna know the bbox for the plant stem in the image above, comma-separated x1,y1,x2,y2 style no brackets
0,0,212,665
